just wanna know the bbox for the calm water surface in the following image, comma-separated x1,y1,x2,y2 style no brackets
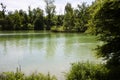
0,31,101,79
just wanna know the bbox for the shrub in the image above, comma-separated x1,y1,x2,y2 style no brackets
65,62,109,80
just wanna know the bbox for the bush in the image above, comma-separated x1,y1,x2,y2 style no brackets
65,62,109,80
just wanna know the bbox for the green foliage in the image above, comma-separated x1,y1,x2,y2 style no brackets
27,23,34,30
0,3,6,18
86,0,101,34
0,5,45,30
0,71,57,80
74,3,90,32
65,62,109,80
44,0,56,30
64,3,75,31
56,15,64,26
51,26,64,32
92,0,120,67
88,0,120,79
34,8,44,30
63,2,89,32
0,1,90,32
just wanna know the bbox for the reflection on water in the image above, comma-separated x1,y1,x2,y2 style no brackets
0,31,100,80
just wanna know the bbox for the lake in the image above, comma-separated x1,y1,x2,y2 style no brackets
0,31,101,80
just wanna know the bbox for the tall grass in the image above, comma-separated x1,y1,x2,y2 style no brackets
0,71,57,80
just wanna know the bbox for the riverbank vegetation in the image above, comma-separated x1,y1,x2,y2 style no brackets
0,62,109,80
0,71,57,80
0,0,120,80
65,62,109,80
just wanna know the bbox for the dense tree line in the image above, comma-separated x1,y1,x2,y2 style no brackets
0,1,89,32
0,4,44,30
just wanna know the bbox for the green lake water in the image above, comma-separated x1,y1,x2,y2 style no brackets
0,31,101,80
